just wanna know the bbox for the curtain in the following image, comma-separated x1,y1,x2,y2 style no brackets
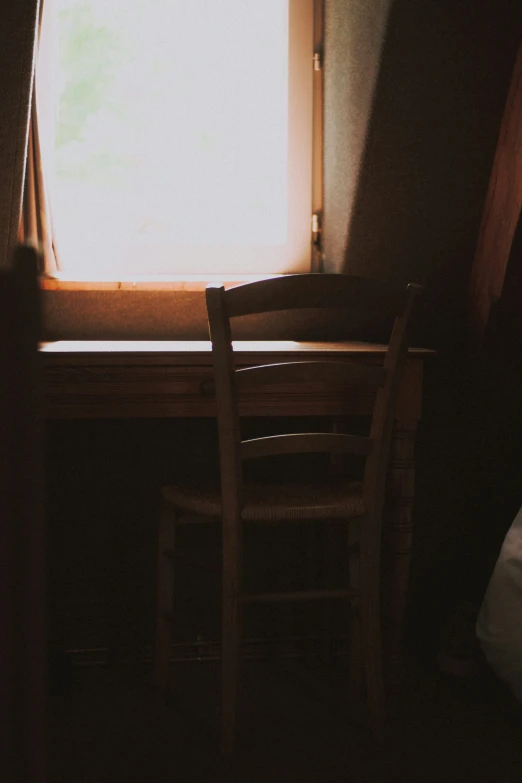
0,0,41,270
20,0,60,276
0,245,47,781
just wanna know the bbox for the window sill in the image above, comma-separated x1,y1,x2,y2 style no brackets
39,274,282,292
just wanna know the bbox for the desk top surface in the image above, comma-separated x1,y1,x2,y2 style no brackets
40,340,433,366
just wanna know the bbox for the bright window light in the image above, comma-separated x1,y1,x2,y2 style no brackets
49,0,313,278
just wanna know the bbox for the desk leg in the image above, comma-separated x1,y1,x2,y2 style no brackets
382,425,418,689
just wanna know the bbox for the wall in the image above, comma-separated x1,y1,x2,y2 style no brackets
322,0,522,653
324,0,522,350
41,289,379,341
322,0,393,274
42,1,522,350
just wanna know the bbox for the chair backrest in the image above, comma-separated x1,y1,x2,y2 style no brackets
205,274,421,524
0,245,47,782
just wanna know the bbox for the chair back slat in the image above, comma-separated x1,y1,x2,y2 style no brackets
221,274,409,318
235,361,387,389
240,433,371,460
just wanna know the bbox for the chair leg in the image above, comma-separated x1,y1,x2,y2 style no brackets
221,513,242,758
153,498,177,707
347,524,363,708
359,526,386,742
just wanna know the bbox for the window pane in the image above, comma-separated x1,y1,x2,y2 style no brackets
52,0,304,277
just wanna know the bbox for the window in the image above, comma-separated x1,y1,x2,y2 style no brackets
44,0,315,280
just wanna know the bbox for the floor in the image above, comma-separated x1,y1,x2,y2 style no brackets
50,657,522,782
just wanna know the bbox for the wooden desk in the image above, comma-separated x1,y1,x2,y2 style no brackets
41,340,430,684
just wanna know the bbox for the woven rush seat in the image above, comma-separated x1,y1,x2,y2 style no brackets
162,480,365,522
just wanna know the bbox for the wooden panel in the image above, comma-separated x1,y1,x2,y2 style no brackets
41,341,431,420
469,42,522,347
42,364,383,419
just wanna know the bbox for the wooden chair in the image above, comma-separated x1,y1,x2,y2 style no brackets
154,274,420,757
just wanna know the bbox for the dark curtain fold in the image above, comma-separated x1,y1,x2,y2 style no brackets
0,0,41,269
0,245,46,781
20,0,60,276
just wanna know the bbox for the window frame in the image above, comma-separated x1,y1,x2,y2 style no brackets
39,0,324,291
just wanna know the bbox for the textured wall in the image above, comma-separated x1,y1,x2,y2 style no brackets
323,0,393,276
323,0,521,348
41,288,391,342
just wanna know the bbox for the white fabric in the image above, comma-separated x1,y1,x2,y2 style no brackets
476,505,522,700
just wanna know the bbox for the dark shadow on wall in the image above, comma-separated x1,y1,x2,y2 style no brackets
322,0,522,657
324,0,521,353
406,209,522,660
